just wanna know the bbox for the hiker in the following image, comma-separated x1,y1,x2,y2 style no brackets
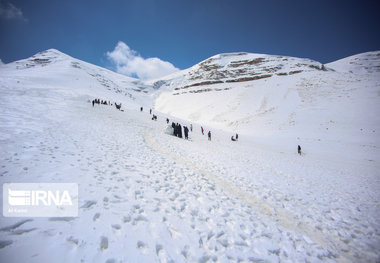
150,109,152,114
173,123,178,137
190,124,193,132
236,133,239,141
178,124,183,138
208,131,211,141
298,145,302,155
231,136,236,141
115,103,122,110
201,126,204,135
166,118,169,124
184,126,189,139
92,100,95,107
140,107,143,112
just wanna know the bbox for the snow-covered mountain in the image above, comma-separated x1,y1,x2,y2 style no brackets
153,51,380,160
0,49,379,262
0,49,153,110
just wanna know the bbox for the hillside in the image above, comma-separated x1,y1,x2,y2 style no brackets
153,51,380,161
0,49,153,110
0,49,379,262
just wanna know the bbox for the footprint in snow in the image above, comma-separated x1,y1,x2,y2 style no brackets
0,219,33,232
81,200,97,209
100,236,108,250
111,224,121,230
93,213,100,221
0,240,13,249
137,241,148,253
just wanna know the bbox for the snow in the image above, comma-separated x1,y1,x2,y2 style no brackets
154,51,380,163
0,49,379,262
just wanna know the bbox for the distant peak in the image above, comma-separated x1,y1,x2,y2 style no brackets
33,49,72,60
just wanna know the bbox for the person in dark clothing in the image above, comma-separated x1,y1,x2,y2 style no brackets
201,126,204,135
171,122,176,136
236,133,238,141
298,145,302,155
178,124,183,138
231,136,236,141
150,109,152,114
92,100,95,107
208,131,211,141
140,107,143,112
166,118,169,124
184,126,189,139
174,123,178,137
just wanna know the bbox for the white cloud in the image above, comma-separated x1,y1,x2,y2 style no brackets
106,41,180,80
0,1,26,21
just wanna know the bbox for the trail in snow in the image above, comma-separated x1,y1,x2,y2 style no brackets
142,113,380,263
1,48,380,263
0,95,379,262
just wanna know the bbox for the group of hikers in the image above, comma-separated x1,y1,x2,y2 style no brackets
140,106,238,142
141,106,302,155
171,122,191,140
91,99,302,155
92,98,110,106
92,98,123,111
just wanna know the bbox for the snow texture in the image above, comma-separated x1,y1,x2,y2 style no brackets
0,49,379,263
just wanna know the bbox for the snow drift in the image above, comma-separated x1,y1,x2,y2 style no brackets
0,49,379,262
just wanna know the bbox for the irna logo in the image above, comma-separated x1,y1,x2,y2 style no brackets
3,183,78,217
8,189,73,206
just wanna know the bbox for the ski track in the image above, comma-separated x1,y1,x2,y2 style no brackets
0,100,379,263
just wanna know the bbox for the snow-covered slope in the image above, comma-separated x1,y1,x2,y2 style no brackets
0,49,153,110
0,49,379,262
153,51,380,161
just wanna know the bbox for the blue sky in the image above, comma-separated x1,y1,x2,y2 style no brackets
1,0,380,79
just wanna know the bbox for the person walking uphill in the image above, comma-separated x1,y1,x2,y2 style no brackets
178,124,183,138
184,126,189,140
298,145,302,155
173,123,178,137
201,126,204,135
208,131,211,141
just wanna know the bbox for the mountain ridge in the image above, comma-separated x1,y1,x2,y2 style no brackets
1,48,379,145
